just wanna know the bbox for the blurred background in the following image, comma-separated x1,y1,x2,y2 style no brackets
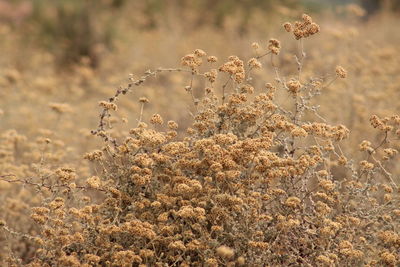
1,0,398,68
0,0,399,155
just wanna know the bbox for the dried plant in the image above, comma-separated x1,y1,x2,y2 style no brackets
1,13,399,267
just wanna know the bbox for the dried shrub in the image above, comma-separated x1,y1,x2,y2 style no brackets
1,14,399,266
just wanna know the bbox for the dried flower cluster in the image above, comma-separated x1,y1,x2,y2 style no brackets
283,14,320,39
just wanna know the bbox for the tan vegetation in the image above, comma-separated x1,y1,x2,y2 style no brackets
0,3,400,266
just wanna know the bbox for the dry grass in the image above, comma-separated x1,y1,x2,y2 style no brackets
0,6,400,267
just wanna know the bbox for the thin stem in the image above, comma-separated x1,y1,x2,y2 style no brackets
187,72,199,110
221,76,231,104
137,102,145,126
322,77,338,90
297,38,305,81
256,51,272,59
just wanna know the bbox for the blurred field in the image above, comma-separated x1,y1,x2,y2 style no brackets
1,0,400,266
1,1,399,148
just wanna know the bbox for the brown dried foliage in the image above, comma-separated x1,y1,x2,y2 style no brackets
1,14,400,266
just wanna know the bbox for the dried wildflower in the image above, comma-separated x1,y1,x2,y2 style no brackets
383,148,398,159
204,69,218,83
339,241,353,253
285,196,301,208
85,254,101,264
335,66,347,78
291,127,308,137
248,241,269,250
206,258,218,267
384,194,392,202
207,56,218,63
360,160,374,170
59,255,81,266
314,192,335,203
86,176,101,189
113,251,142,266
319,179,335,191
308,23,320,34
219,56,245,83
99,101,117,111
55,167,77,183
235,256,245,265
286,79,302,94
370,115,383,128
31,207,50,215
302,14,312,24
316,201,332,215
84,150,103,161
378,230,399,246
288,14,320,39
31,214,48,224
139,97,149,103
181,53,202,69
168,241,186,251
194,49,207,57
380,252,396,266
316,255,333,265
279,218,301,230
268,39,281,55
392,209,400,217
167,121,178,130
251,42,260,50
270,188,286,196
382,184,393,193
317,170,329,178
150,113,163,125
283,22,292,32
247,58,262,69
240,84,254,94
359,140,373,152
139,249,154,259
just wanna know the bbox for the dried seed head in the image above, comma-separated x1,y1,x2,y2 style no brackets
207,55,218,63
99,101,117,111
86,176,101,189
287,14,320,39
150,114,163,125
251,42,260,50
268,39,281,55
286,79,302,94
302,14,313,24
335,66,347,78
309,23,320,34
139,97,149,103
285,196,301,208
167,120,178,130
247,58,262,69
283,22,292,32
194,49,207,57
